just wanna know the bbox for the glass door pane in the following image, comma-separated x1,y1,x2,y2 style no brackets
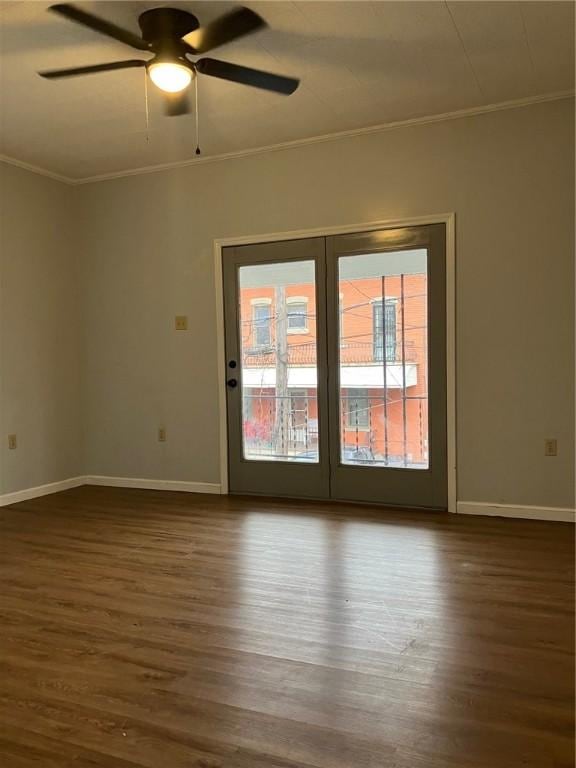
224,226,446,508
338,248,429,469
238,260,319,463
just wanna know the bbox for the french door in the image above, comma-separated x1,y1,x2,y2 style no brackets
223,224,447,509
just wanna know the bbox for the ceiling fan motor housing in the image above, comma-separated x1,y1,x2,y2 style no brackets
138,8,199,47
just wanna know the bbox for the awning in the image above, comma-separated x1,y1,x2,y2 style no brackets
242,364,417,389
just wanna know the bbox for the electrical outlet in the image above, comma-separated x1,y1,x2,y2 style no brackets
158,427,167,443
8,434,17,450
544,439,557,457
175,315,188,331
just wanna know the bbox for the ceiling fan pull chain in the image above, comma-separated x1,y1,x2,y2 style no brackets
144,66,150,143
195,72,201,156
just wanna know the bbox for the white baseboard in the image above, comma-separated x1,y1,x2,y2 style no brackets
0,475,222,507
84,475,222,495
0,476,85,507
457,501,575,523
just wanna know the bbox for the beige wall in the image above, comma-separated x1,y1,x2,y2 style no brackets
1,99,573,509
0,162,82,494
75,98,574,508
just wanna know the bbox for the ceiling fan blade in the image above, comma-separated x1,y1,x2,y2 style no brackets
39,60,146,79
182,7,265,54
196,58,299,95
163,91,191,117
49,4,150,51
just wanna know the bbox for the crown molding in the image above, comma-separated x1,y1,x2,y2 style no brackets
1,90,573,187
0,153,75,185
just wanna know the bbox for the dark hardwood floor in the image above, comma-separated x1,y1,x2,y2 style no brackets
0,486,573,768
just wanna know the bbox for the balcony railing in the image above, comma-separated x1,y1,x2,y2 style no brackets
243,340,418,366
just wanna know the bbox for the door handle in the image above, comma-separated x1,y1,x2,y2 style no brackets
227,378,238,388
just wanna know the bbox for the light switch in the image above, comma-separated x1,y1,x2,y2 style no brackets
544,439,557,457
8,434,17,450
175,316,188,331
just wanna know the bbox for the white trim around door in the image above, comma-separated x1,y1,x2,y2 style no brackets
213,213,457,511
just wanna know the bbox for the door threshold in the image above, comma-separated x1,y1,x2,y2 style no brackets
228,490,447,514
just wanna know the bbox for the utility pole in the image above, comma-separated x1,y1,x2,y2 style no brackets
274,285,290,456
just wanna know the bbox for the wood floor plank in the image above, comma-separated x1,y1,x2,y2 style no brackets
0,486,573,767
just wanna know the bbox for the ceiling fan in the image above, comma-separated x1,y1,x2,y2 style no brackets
38,4,300,117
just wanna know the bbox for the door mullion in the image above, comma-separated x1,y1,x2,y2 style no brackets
325,235,342,486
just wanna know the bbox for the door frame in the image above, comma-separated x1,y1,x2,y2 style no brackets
213,212,457,512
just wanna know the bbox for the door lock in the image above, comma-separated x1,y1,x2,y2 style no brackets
227,378,238,388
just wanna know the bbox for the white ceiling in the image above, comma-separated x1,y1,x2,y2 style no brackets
0,1,573,180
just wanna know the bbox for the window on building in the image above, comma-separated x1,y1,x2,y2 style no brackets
373,301,397,362
286,297,308,333
345,388,370,428
253,303,271,346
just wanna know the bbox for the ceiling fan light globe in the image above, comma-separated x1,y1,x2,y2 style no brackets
149,62,192,93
